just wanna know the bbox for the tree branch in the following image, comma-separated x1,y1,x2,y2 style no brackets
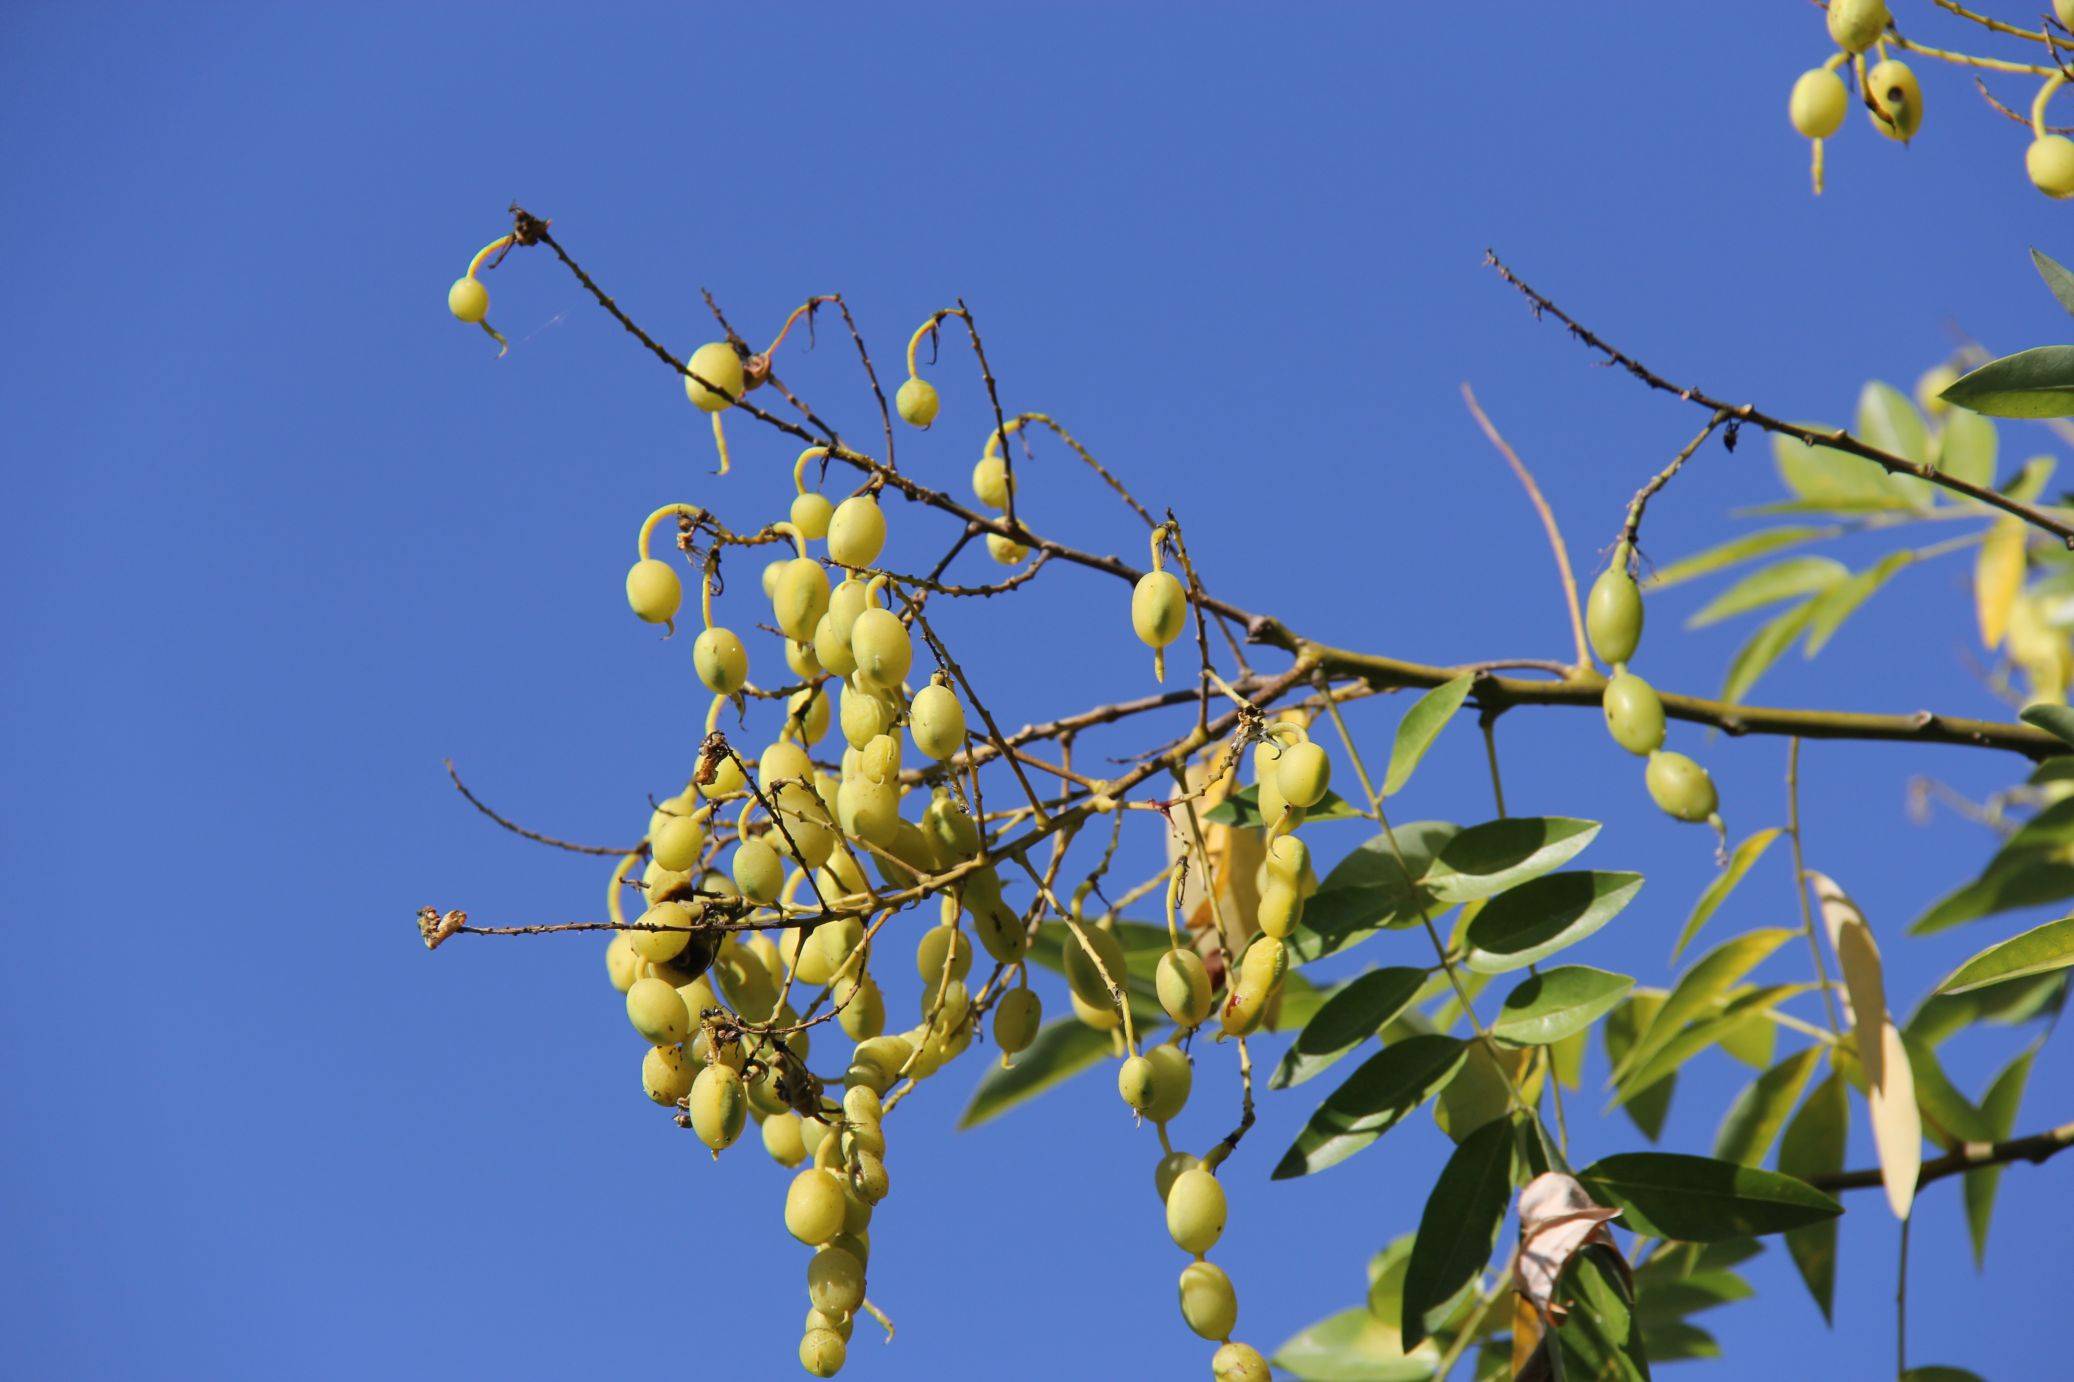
1811,1119,2074,1192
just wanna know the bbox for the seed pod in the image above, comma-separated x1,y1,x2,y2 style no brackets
970,888,1028,963
1586,552,1644,666
896,376,939,428
787,685,831,745
859,734,901,783
761,560,786,600
993,987,1041,1057
731,838,784,904
1263,833,1308,885
840,1189,873,1238
641,1044,695,1105
811,916,866,983
1221,936,1287,1037
688,1063,747,1152
835,974,886,1041
790,491,834,540
1866,59,1921,141
1157,947,1214,1028
1144,1043,1193,1124
1645,750,1719,823
837,774,901,846
1062,924,1129,1014
1211,1341,1271,1382
696,752,746,801
1257,879,1303,940
767,781,837,868
774,557,832,644
806,1245,867,1315
922,794,983,859
1252,742,1288,827
805,1307,854,1344
972,455,1014,508
650,809,708,873
1118,1054,1158,1114
799,1327,846,1379
626,975,692,1044
1826,0,1888,53
692,626,748,695
827,495,888,570
448,276,489,323
684,341,744,412
1789,68,1847,140
849,608,912,692
1165,1166,1227,1255
813,612,860,677
1178,1259,1238,1342
2029,136,2074,199
625,559,682,626
785,1167,849,1245
1070,987,1123,1031
1274,741,1330,809
916,924,973,987
762,1111,807,1167
847,1034,914,1094
631,900,697,963
606,932,642,993
986,532,1027,565
1155,1150,1200,1202
851,1149,891,1203
1602,668,1666,756
1131,570,1188,648
909,682,966,761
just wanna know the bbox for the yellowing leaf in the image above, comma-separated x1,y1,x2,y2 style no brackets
1974,517,2025,651
1810,872,1886,1035
1865,1019,1922,1221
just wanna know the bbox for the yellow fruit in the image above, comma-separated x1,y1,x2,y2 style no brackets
626,975,692,1044
1916,364,1959,418
1256,879,1303,940
1264,834,1307,884
896,376,939,427
1212,1341,1270,1382
835,974,886,1041
1144,1043,1192,1124
774,557,832,644
993,987,1042,1055
1118,1054,1158,1114
625,559,682,625
1165,1167,1227,1255
1179,1259,1238,1341
1602,668,1666,757
631,901,698,964
1132,570,1188,648
799,1327,846,1379
805,1307,854,1344
684,342,743,412
786,637,823,681
651,810,708,873
925,796,983,860
1274,741,1330,809
787,686,831,745
972,455,1013,508
791,491,834,540
986,532,1028,565
839,682,896,751
1157,947,1214,1028
849,608,912,691
763,1111,807,1167
641,1044,695,1105
847,1035,913,1094
1221,936,1287,1037
606,931,641,992
917,924,973,988
1866,59,1921,142
836,774,901,845
1587,554,1644,665
1827,0,1887,53
692,627,748,695
689,1063,747,1151
2029,136,2074,199
811,916,866,981
1645,750,1719,823
768,782,837,867
1063,924,1128,1013
447,276,489,324
1789,68,1848,139
806,1245,867,1315
762,559,786,600
786,1167,849,1245
697,752,747,801
1155,1150,1200,1202
731,837,784,904
909,683,966,761
827,495,887,570
851,1149,891,1203
969,887,1028,963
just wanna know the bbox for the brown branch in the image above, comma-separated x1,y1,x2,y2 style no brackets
1461,383,1589,672
444,759,635,856
1811,1119,2074,1192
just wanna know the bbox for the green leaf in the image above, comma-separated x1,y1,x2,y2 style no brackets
1615,929,1794,1084
1937,914,2074,993
1271,966,1429,1089
2021,702,2074,750
1633,1269,1754,1326
1276,967,1332,1029
1712,1045,1825,1167
1943,345,2074,419
1271,1308,1437,1382
1858,381,1934,505
1383,673,1475,797
1551,1245,1652,1381
1604,993,1676,1141
1579,1152,1842,1241
1550,1027,1587,1088
1202,782,1364,828
1720,600,1815,704
1964,1048,2035,1267
1906,969,2068,1045
1423,817,1601,906
1671,828,1783,963
2034,246,2074,318
1773,431,1907,510
1272,1035,1469,1178
1899,1369,1988,1382
1647,526,1836,590
1490,966,1633,1045
2007,453,2058,502
957,1018,1114,1129
1715,1007,1776,1069
1401,1117,1514,1350
1613,984,1811,1107
1802,550,1914,656
1686,556,1847,629
1463,871,1644,974
1776,1073,1847,1320
1936,407,1998,490
1292,822,1460,963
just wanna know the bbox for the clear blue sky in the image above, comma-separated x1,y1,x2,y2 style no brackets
3,4,2067,1378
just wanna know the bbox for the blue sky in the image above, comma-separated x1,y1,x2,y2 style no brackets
3,3,2069,1378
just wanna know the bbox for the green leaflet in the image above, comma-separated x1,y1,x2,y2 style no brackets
1802,550,1914,657
1712,1045,1825,1167
1686,556,1847,629
1935,407,1998,491
1271,1307,1437,1382
1614,929,1793,1085
957,1018,1115,1129
1463,871,1645,974
2022,702,2074,750
1424,816,1602,906
1906,968,2068,1046
1772,430,1908,510
1201,781,1364,828
1272,1034,1469,1179
1857,381,1935,507
1936,913,2074,993
1612,984,1812,1108
1671,827,1782,963
1291,821,1458,962
1383,673,1474,796
1647,525,1836,590
1605,993,1676,1141
1943,345,2074,419
1400,1116,1514,1350
1489,966,1633,1045
1965,1048,2035,1267
2034,246,2074,318
1721,600,1816,704
1271,966,1428,1090
1579,1152,1842,1242
1550,1244,1652,1380
1776,1073,1848,1320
